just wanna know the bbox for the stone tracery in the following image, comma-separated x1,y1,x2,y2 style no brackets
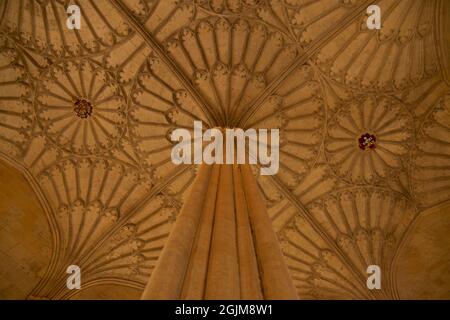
0,0,448,299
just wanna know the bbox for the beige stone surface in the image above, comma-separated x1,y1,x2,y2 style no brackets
0,0,448,299
395,202,450,300
0,160,51,299
69,283,142,300
142,163,297,299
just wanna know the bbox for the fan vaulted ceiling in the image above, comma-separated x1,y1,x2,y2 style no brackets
0,0,449,299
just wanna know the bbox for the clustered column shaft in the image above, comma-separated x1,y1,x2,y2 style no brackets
141,164,298,300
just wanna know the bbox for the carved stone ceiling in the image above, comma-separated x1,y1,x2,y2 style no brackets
0,0,449,299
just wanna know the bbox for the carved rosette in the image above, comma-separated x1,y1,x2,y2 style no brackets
35,59,127,155
325,95,413,185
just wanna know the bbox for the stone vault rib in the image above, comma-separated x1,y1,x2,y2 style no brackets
267,174,386,300
110,0,221,126
237,0,375,128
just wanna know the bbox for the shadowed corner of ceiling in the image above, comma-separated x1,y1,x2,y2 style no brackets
392,200,450,300
0,155,53,299
436,0,450,86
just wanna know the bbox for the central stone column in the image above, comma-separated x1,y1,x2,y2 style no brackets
141,164,298,299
